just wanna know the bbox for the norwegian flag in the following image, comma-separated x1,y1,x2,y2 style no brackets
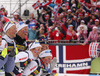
3,16,10,22
49,44,91,74
89,42,99,58
65,2,69,9
55,0,62,4
53,6,58,15
43,0,62,7
45,14,49,20
32,19,37,24
32,0,41,10
53,4,61,15
43,0,52,7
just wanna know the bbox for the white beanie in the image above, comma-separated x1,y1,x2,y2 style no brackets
55,27,58,30
14,12,19,16
80,25,84,28
3,21,15,33
39,49,52,58
0,5,4,9
93,26,98,29
29,40,41,50
16,21,28,32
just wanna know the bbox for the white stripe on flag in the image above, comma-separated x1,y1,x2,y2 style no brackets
56,46,59,63
64,66,90,71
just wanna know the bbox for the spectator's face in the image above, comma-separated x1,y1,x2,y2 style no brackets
14,15,18,19
81,22,84,25
62,6,66,11
32,26,36,30
85,15,88,17
95,12,99,16
73,17,77,20
49,28,52,32
91,15,95,19
68,20,72,24
80,27,84,30
68,11,71,14
98,34,100,37
79,15,83,18
71,0,75,4
95,21,99,25
30,13,34,18
42,56,52,67
69,26,73,31
93,28,97,33
17,26,28,39
6,25,17,38
72,8,76,12
43,10,47,14
41,44,49,51
45,24,48,27
40,28,44,34
40,24,45,29
91,7,95,10
60,15,64,18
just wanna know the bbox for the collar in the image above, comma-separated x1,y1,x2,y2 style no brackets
14,34,26,45
39,58,45,69
27,50,37,60
3,35,14,44
92,31,98,34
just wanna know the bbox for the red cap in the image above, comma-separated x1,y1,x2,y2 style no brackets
79,12,83,16
95,19,99,22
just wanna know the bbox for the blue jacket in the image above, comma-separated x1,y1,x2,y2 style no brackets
28,29,37,40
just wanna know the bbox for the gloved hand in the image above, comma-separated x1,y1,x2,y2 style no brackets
50,57,57,71
8,48,16,57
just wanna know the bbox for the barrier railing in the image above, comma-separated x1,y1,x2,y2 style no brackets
48,40,85,45
27,40,88,45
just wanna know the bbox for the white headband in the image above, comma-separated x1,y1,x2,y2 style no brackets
39,49,52,58
16,22,28,33
29,41,41,50
3,21,15,33
93,26,98,29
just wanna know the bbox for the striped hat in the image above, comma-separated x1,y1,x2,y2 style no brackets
16,21,27,32
3,21,15,33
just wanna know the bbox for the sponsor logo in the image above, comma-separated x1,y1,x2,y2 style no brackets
30,66,37,71
19,57,27,61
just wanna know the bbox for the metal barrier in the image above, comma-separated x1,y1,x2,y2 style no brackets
27,40,86,45
48,40,85,45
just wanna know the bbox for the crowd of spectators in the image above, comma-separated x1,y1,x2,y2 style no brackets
0,0,100,75
0,0,100,44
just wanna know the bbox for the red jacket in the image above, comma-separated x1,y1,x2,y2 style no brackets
44,32,53,40
53,30,64,40
66,30,77,41
62,24,77,41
